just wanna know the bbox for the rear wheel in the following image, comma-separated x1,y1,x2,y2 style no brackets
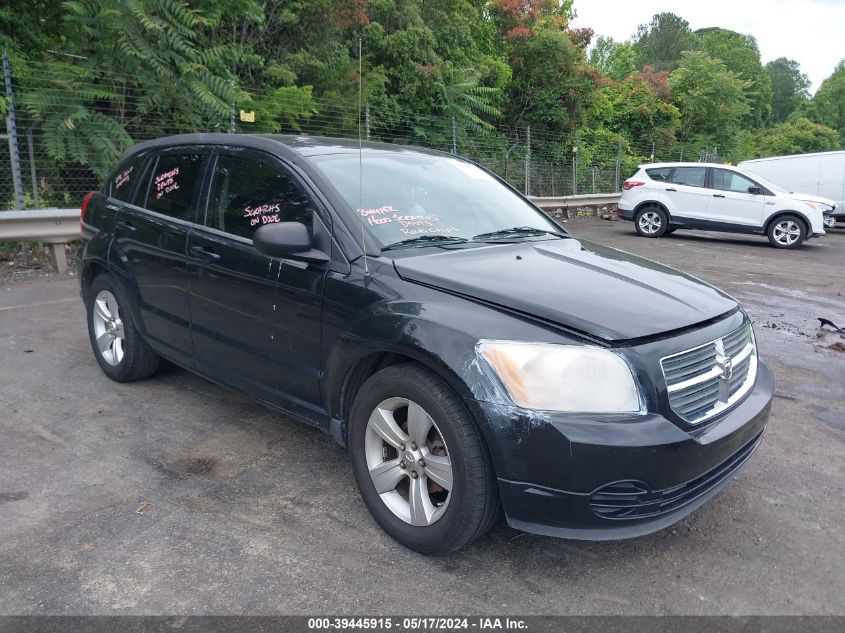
86,274,159,382
349,364,499,555
635,206,668,238
767,215,806,249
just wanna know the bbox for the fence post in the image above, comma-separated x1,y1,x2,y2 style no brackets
451,116,457,155
3,52,25,210
228,79,236,133
592,166,596,194
365,105,371,141
524,126,530,195
27,128,38,209
614,141,621,192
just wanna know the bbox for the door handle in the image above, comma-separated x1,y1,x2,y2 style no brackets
665,188,677,192
190,245,221,261
712,194,726,198
116,220,136,232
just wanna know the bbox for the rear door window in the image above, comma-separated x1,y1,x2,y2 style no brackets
670,167,707,188
142,150,208,221
646,167,672,182
205,152,316,240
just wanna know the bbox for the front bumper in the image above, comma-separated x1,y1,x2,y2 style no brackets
465,361,774,540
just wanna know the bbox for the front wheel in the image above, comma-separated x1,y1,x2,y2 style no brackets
767,215,806,249
349,364,499,555
635,206,668,238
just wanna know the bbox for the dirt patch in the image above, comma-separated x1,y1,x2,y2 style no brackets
161,455,219,476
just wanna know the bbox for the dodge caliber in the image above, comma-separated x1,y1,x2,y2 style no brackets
79,134,774,554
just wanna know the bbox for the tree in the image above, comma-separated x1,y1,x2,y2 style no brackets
633,12,698,73
11,0,261,177
589,36,637,81
697,28,771,128
741,118,841,158
669,50,749,154
810,61,845,143
766,57,811,123
587,69,679,151
433,64,502,133
505,28,595,133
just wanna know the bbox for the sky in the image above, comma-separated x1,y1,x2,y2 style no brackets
571,0,845,93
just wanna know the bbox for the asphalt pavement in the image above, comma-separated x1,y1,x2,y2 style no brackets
1,219,843,615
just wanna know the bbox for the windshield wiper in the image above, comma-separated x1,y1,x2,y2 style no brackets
381,235,469,251
471,226,569,241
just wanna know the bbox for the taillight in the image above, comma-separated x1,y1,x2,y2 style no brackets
622,181,645,191
80,191,95,228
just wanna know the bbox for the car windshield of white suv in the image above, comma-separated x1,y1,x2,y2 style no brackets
312,152,562,249
740,170,785,194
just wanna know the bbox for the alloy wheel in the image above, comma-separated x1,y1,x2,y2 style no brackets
773,219,801,246
364,397,453,526
638,210,662,235
92,290,126,366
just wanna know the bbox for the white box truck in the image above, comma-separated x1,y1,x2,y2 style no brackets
740,151,844,221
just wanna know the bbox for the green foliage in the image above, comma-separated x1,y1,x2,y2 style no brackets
0,0,842,207
633,13,698,73
696,28,771,129
589,71,680,149
741,117,841,158
766,57,810,124
808,61,845,143
589,37,637,82
670,51,750,155
505,28,595,133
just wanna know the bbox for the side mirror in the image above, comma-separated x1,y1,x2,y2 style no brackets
747,186,763,195
253,222,329,264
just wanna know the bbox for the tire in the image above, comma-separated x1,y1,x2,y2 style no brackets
767,214,807,249
635,206,668,238
349,363,500,555
86,273,159,382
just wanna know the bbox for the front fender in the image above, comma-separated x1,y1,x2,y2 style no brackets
325,298,512,419
322,292,583,474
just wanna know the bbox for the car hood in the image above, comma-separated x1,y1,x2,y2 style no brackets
392,238,738,343
782,191,836,209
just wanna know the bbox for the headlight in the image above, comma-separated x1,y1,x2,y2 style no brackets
805,202,832,213
477,340,642,413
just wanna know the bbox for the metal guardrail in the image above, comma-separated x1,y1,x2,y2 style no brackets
530,193,621,210
0,208,81,273
0,193,621,274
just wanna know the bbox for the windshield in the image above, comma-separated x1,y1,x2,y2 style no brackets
311,151,561,248
739,168,785,193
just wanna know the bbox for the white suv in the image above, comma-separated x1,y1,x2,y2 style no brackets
618,162,833,249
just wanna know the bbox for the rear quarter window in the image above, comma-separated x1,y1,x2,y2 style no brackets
646,167,672,182
108,154,147,203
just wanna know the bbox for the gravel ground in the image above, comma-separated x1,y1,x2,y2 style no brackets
0,219,843,615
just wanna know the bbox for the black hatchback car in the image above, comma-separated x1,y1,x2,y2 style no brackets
79,134,774,554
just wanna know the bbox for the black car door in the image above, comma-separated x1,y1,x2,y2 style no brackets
112,146,210,367
186,147,328,420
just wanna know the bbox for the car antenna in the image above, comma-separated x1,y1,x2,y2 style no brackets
357,35,369,276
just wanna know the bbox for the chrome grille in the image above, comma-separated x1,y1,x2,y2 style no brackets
661,324,757,424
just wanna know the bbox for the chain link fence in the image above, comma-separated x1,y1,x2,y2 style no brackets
1,60,710,212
